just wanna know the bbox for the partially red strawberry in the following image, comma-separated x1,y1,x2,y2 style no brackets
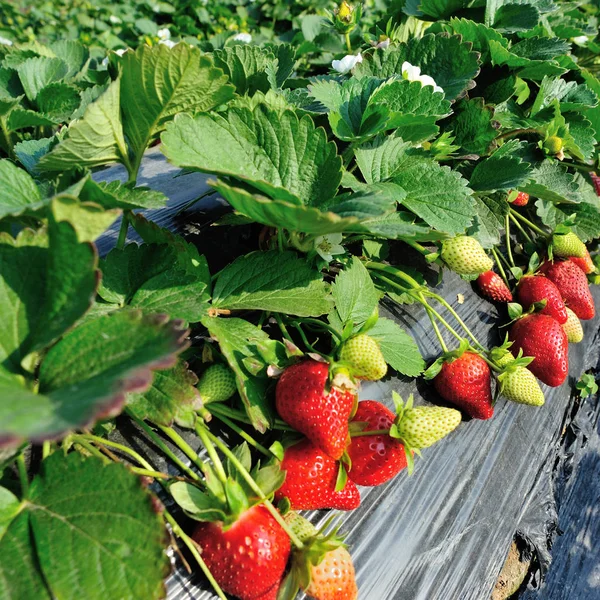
306,546,358,600
516,275,567,324
276,360,355,460
433,352,494,420
347,401,407,486
539,259,595,320
192,505,290,600
570,250,595,275
476,271,513,302
510,191,529,206
591,172,600,196
508,313,568,387
274,439,360,511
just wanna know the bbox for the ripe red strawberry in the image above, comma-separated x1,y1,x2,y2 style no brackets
516,275,567,324
276,360,355,460
433,352,494,420
192,505,290,600
539,259,595,320
274,439,360,511
570,250,595,275
508,313,568,387
591,172,600,197
510,191,529,206
306,546,358,600
477,271,513,302
347,401,407,486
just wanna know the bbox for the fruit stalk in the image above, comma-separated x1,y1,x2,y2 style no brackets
157,425,212,478
509,208,547,237
209,412,275,459
490,247,510,287
194,422,228,484
208,404,296,432
508,212,534,245
505,214,516,268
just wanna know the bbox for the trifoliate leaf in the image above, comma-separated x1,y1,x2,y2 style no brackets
162,105,342,206
492,4,540,33
468,194,510,248
355,33,480,101
35,82,80,121
445,18,509,63
212,44,275,96
0,158,46,218
368,317,424,377
355,135,414,184
489,40,566,80
536,198,600,243
119,44,235,170
128,358,201,428
201,316,278,432
0,310,189,446
38,78,128,171
26,453,169,600
469,154,531,192
16,56,68,102
48,39,89,78
212,250,332,317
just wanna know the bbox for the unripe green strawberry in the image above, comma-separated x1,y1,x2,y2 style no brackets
563,307,584,343
552,232,587,259
498,366,545,406
394,405,461,449
198,364,237,403
284,511,317,541
441,236,493,276
543,135,563,154
339,334,387,381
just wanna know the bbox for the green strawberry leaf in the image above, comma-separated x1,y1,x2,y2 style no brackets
119,44,235,174
13,136,60,175
15,56,68,102
469,144,531,192
0,310,189,446
201,316,279,432
127,358,201,428
444,18,509,63
368,317,425,377
212,250,332,317
523,160,586,203
36,82,80,121
38,78,128,172
162,106,342,207
76,178,168,210
24,453,169,600
330,256,380,331
0,486,20,539
492,3,540,33
0,218,99,376
355,34,480,101
169,481,227,522
48,40,89,78
447,97,498,156
0,158,46,218
489,40,566,80
468,194,510,249
51,195,120,243
580,70,600,143
536,198,600,243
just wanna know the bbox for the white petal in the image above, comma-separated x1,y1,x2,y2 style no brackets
331,53,363,74
109,15,122,24
159,39,177,48
157,28,171,40
0,36,13,46
401,61,420,81
233,33,252,43
573,35,588,44
375,38,391,49
115,48,127,56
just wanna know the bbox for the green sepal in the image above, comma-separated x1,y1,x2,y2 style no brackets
335,460,348,492
507,302,523,320
527,252,541,274
510,266,524,280
357,306,380,335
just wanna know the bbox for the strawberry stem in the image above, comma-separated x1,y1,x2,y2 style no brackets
274,313,294,344
210,412,275,459
508,212,534,245
294,318,342,341
509,208,548,237
194,422,228,485
16,454,28,495
429,294,486,352
74,433,158,470
490,247,510,288
157,425,212,478
422,294,449,353
209,404,296,432
350,428,390,437
201,427,305,550
116,211,130,250
126,410,202,482
505,214,516,268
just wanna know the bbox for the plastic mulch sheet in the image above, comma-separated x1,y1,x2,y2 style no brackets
97,149,600,600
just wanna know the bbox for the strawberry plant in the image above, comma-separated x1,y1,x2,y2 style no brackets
1,0,600,599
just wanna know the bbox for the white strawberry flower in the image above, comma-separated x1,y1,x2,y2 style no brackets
109,15,122,25
572,35,588,46
157,28,171,41
232,32,252,43
0,36,13,46
314,233,345,262
331,53,363,74
160,39,177,48
401,61,444,94
101,48,127,66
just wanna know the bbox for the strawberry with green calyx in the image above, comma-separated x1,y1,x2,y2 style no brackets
440,236,494,276
169,443,290,600
508,190,530,207
276,360,356,460
389,392,461,474
279,513,358,600
508,313,568,387
476,271,513,303
563,306,584,343
339,334,387,381
539,259,596,320
346,400,407,485
516,275,568,324
492,347,545,407
542,135,563,156
426,342,494,420
274,438,360,511
551,232,587,259
197,363,237,404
